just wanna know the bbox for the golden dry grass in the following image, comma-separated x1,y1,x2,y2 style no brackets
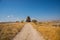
0,22,60,40
0,22,25,40
31,22,60,40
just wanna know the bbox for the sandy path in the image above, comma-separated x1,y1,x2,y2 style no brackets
13,23,45,40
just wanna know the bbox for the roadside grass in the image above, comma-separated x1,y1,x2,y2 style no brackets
0,22,60,40
31,22,60,40
0,22,25,40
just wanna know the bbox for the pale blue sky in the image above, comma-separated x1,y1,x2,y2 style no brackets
0,0,60,22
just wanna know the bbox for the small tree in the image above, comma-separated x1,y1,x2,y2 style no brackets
16,21,19,23
32,19,37,23
26,16,31,22
32,19,37,25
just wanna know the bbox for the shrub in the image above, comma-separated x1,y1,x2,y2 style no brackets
16,21,19,23
32,19,37,23
21,20,24,23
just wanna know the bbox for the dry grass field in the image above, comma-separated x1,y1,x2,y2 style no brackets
31,21,60,40
0,21,60,40
0,22,25,40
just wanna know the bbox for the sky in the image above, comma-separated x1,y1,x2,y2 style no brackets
0,0,60,22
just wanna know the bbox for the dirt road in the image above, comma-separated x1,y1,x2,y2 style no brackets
13,23,45,40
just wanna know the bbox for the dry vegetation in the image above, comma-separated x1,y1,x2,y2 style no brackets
31,21,60,40
0,22,25,40
0,21,60,40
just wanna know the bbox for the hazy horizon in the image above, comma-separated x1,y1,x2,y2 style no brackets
0,0,60,22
